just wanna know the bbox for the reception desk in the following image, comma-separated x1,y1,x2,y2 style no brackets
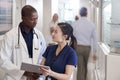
96,43,120,80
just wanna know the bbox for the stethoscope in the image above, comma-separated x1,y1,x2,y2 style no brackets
15,27,39,50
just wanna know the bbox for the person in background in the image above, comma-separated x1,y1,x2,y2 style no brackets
49,13,59,35
40,22,78,80
48,13,59,45
0,5,46,80
75,15,79,21
72,7,97,80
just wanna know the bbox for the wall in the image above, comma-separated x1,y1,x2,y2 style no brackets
43,0,52,44
14,0,26,27
106,54,120,80
52,0,58,15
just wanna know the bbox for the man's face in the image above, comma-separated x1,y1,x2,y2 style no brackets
22,12,38,29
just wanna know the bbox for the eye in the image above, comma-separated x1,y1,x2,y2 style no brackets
54,30,57,33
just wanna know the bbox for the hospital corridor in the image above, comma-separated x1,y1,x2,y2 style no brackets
0,0,120,80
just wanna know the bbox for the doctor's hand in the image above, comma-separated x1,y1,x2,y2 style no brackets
31,73,40,80
23,71,33,77
23,71,40,80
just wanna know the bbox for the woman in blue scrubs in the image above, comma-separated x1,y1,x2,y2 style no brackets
40,22,78,80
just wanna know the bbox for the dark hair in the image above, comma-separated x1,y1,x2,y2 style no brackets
58,22,77,50
21,5,37,17
79,7,87,16
75,15,79,21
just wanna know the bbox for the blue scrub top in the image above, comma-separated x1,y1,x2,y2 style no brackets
43,45,78,80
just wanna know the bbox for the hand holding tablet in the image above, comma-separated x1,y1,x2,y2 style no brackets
21,62,50,74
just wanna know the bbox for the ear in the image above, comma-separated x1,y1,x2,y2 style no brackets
63,35,68,40
22,16,24,20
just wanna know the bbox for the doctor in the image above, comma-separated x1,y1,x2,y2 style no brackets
0,5,46,80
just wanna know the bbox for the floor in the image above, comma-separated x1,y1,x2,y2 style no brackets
72,52,97,80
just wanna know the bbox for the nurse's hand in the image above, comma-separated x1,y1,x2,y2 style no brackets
39,67,52,76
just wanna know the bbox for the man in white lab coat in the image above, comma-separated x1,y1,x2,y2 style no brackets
0,5,46,80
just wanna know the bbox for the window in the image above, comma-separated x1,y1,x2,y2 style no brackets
102,3,111,46
58,0,80,23
0,0,13,35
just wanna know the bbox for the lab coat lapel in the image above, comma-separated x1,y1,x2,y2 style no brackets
32,30,40,64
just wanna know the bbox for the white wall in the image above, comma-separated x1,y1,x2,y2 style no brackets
43,0,52,44
14,0,26,27
106,54,120,80
52,0,58,15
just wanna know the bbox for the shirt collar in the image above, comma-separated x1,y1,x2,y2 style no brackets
19,22,33,34
81,17,87,19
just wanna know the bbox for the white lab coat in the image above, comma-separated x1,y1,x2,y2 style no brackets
0,26,46,80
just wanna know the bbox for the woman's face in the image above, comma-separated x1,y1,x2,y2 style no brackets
53,14,58,22
51,26,66,43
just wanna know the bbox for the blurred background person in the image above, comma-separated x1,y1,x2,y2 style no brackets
49,13,59,35
75,15,79,21
72,7,97,80
48,13,59,45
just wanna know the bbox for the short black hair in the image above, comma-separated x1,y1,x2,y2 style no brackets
21,5,37,17
75,15,79,20
79,7,87,16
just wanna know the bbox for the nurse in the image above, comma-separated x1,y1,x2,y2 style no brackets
40,22,78,80
0,5,46,80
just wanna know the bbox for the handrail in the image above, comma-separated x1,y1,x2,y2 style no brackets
107,22,120,25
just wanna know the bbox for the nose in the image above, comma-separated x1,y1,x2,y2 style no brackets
34,19,37,24
33,18,38,24
51,31,55,36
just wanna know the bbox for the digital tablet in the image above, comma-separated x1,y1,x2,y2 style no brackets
21,62,50,74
